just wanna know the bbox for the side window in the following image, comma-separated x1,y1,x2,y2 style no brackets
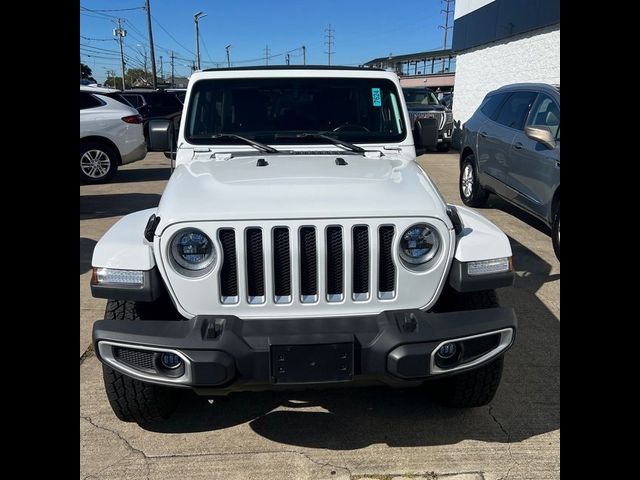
526,94,560,139
123,95,142,108
479,93,508,120
494,92,537,130
80,92,104,110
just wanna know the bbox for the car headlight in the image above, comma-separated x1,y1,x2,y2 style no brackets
170,228,216,272
399,223,440,265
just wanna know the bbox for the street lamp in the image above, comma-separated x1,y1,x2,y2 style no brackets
194,11,208,70
225,44,232,68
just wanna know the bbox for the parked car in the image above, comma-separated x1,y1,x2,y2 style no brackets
166,88,187,104
80,88,146,183
403,87,454,152
459,83,560,259
441,92,453,109
120,89,183,139
90,66,517,424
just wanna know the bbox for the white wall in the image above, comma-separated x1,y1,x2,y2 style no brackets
452,24,560,127
454,0,496,19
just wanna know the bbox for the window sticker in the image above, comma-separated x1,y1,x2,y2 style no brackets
371,88,382,107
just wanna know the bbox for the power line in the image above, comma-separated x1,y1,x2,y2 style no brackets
439,0,454,50
82,6,144,13
80,6,117,19
80,35,114,42
324,24,334,65
264,45,270,65
151,14,194,55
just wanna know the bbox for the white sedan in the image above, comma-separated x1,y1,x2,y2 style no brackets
80,87,146,183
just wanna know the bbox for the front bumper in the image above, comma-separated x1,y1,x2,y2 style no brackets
93,307,516,393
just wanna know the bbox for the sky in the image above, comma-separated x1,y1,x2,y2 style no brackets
80,0,452,83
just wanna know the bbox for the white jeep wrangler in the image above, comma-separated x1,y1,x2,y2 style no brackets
91,66,517,424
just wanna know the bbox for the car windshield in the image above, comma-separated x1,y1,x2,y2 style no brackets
403,89,440,105
185,77,406,145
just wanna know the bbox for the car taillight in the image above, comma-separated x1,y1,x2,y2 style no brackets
121,115,143,124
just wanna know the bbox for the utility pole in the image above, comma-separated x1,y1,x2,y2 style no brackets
302,45,306,65
439,0,454,71
324,24,334,66
159,55,163,81
113,18,127,90
264,45,270,65
144,0,158,88
285,53,290,65
170,51,175,87
194,11,207,70
225,45,231,67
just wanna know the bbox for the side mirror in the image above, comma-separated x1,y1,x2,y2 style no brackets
525,126,556,149
148,118,174,152
413,117,439,149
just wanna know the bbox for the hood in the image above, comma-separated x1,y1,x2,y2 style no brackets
156,153,448,229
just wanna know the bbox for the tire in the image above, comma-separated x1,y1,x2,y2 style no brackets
80,141,119,184
431,356,504,408
437,142,451,152
101,299,181,423
103,365,179,423
552,202,560,261
459,155,489,207
428,289,504,407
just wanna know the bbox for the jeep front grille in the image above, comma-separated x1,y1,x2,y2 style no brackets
352,226,370,300
219,223,396,305
219,229,239,302
245,228,265,303
326,226,344,301
272,227,291,302
162,217,453,319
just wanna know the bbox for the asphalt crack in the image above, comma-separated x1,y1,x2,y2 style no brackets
81,415,150,480
488,405,519,480
80,344,95,365
81,415,351,479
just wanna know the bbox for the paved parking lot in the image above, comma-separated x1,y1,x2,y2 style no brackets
80,152,559,480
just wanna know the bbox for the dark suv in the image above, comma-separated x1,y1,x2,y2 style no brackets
120,89,183,140
403,87,454,152
459,83,560,259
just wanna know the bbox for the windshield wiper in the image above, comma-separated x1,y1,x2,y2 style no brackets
275,133,365,153
209,133,280,153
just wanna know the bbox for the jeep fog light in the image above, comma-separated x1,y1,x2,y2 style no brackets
160,352,182,369
467,257,512,276
93,268,144,286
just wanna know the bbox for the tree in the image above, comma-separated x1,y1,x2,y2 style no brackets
104,69,151,89
125,68,151,88
80,63,96,83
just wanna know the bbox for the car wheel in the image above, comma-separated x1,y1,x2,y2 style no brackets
552,202,560,261
437,142,451,152
430,356,505,408
80,142,119,184
459,155,489,207
101,299,181,423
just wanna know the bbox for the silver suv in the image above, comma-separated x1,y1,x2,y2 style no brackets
459,83,560,259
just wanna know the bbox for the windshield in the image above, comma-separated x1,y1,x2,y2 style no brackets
185,77,406,145
403,89,440,105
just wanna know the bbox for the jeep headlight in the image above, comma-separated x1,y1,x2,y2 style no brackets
170,228,216,273
399,223,440,265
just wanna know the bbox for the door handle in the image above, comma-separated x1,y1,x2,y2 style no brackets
480,132,488,138
514,142,523,149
